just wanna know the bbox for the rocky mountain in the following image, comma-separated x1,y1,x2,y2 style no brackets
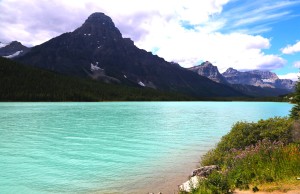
188,61,228,84
275,79,295,91
16,12,244,98
187,62,294,97
0,41,30,58
222,68,295,91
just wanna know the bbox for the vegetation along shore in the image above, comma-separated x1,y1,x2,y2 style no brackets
179,80,300,193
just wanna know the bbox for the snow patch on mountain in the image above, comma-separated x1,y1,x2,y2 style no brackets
4,50,23,58
90,63,103,71
138,81,145,87
262,79,275,83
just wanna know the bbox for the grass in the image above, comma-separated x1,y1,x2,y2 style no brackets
255,179,300,192
184,117,300,194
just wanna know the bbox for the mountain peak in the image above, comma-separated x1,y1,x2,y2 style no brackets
86,12,112,23
188,61,228,84
74,12,122,39
0,40,29,58
15,13,246,98
223,68,239,75
9,41,23,47
201,61,214,67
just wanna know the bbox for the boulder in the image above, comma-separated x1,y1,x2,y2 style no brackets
179,176,201,192
179,165,219,192
192,165,219,177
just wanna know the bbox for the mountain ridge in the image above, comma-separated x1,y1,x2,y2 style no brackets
188,61,295,97
222,67,295,91
16,12,244,98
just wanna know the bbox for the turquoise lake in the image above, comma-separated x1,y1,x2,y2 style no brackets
0,102,293,194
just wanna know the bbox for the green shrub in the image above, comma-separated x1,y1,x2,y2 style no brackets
194,117,300,194
201,117,293,166
192,172,231,194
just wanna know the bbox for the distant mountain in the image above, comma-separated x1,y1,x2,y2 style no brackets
230,84,291,97
0,41,30,58
16,12,244,98
188,61,228,84
275,79,295,91
188,62,293,97
222,68,295,91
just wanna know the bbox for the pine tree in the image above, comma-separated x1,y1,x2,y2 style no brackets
290,77,300,119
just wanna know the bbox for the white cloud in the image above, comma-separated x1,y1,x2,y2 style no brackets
281,41,300,54
294,61,300,68
0,0,289,71
278,73,300,81
0,0,230,45
137,25,285,71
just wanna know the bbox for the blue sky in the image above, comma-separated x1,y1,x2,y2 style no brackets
0,0,300,80
220,0,300,78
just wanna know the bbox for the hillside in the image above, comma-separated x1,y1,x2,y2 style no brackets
0,57,195,101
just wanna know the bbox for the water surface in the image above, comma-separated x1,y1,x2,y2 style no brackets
0,102,292,193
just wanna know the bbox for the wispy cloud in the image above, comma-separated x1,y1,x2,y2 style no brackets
218,0,300,34
232,11,290,27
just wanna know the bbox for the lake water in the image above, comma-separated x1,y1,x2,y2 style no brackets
0,102,292,194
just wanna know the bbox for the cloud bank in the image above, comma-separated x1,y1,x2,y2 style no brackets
278,73,300,81
0,0,296,71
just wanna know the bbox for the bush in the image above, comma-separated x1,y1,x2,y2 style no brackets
290,76,300,119
201,117,293,166
192,172,231,194
195,117,300,193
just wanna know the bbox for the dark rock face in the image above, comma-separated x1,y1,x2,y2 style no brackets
275,79,296,91
248,70,279,80
188,61,228,84
222,68,295,91
17,12,244,98
0,41,30,58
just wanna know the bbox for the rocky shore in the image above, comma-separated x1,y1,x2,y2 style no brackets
179,165,219,192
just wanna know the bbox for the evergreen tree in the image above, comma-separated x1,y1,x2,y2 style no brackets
290,76,300,119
